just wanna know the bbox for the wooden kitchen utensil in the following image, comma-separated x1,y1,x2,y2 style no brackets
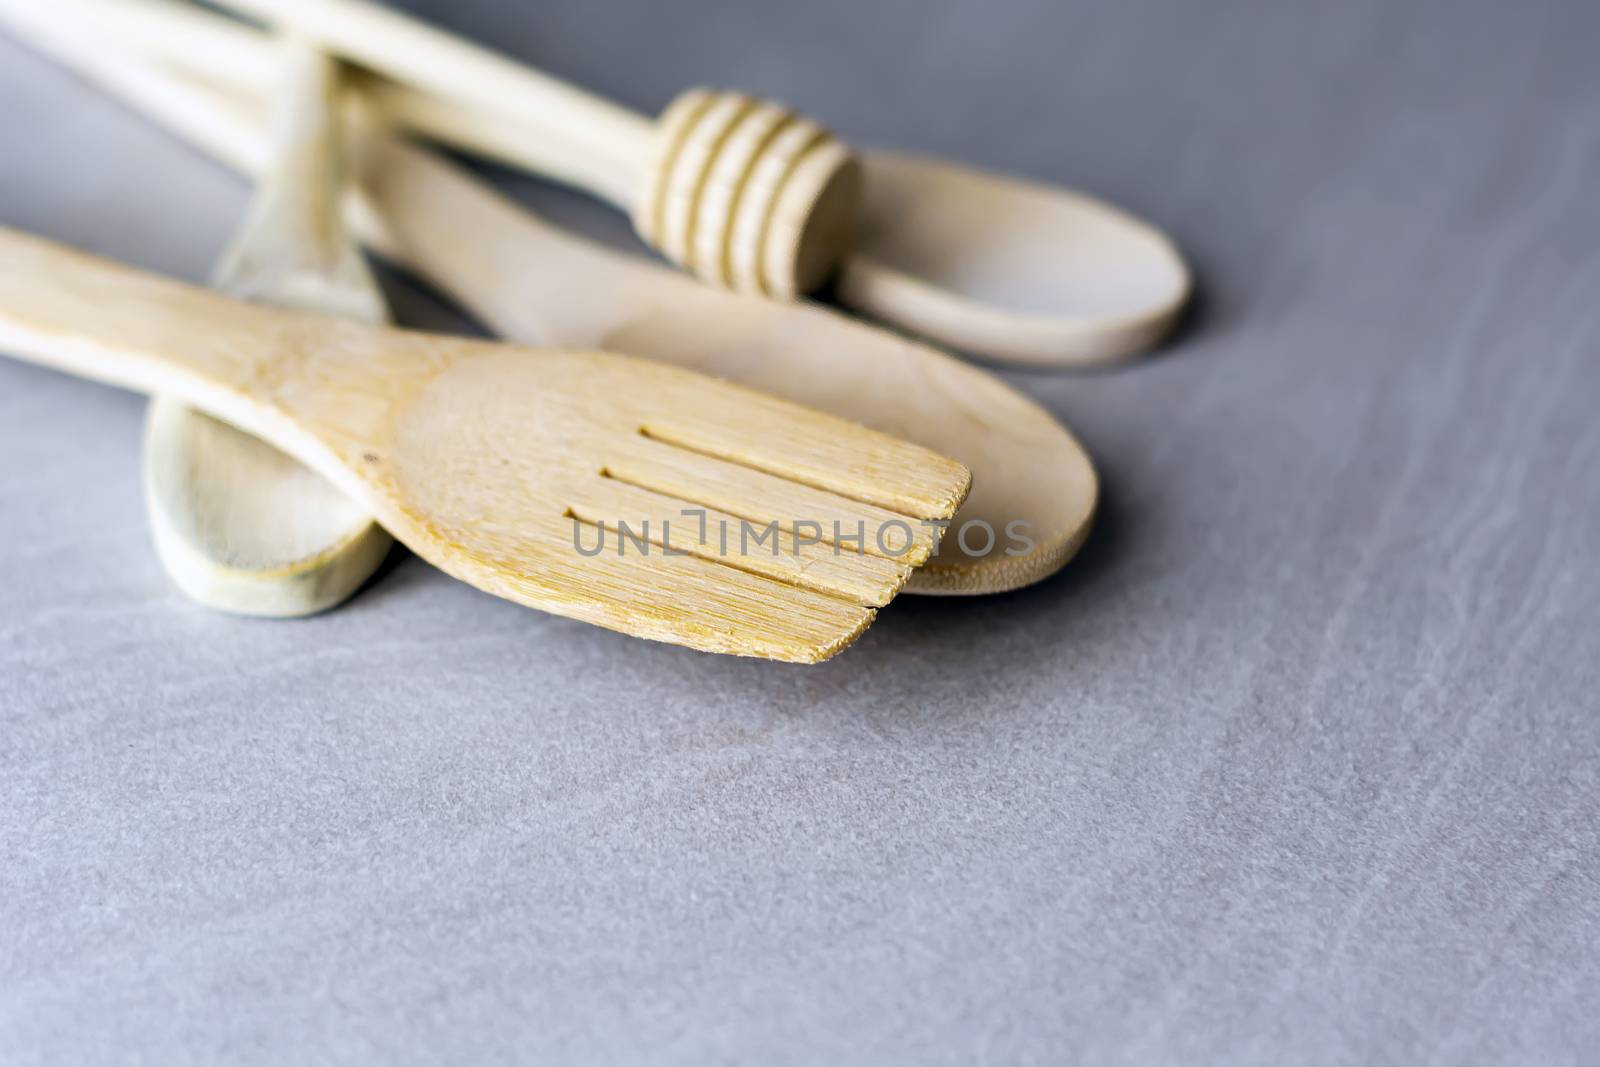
79,0,1188,366
0,7,1098,594
0,229,970,662
145,39,393,616
206,0,859,301
839,153,1191,367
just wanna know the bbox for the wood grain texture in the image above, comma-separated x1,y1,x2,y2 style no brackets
2,1,1600,1063
633,88,861,299
337,137,1085,593
143,40,393,618
0,229,969,661
0,16,1094,595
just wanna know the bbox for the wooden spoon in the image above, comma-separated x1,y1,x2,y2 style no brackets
0,7,1098,595
839,154,1192,368
0,228,971,661
145,38,393,617
77,0,1188,366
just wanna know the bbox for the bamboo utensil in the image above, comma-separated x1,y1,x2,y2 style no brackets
0,228,970,661
89,0,1189,366
839,153,1190,367
145,39,394,616
209,0,862,302
0,7,1099,595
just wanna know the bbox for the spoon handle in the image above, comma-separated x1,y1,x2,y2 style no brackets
207,0,860,298
209,40,385,322
214,0,648,205
10,0,862,298
141,38,394,618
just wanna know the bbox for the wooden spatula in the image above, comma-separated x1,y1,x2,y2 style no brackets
0,229,970,662
145,38,393,616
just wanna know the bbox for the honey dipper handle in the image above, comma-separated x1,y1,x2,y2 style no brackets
204,0,862,299
209,0,651,206
11,0,864,298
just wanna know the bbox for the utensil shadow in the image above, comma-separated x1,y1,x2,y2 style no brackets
855,472,1132,664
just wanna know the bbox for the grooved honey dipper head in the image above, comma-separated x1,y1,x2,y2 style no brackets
634,89,862,300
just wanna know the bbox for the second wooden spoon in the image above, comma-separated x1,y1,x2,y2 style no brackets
145,38,392,616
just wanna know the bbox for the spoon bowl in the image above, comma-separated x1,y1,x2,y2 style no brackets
142,39,395,617
840,152,1191,367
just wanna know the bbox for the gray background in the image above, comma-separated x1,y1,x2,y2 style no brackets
2,0,1597,1063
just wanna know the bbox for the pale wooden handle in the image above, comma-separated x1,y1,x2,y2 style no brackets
209,0,650,206
214,38,345,288
8,0,862,297
210,38,383,321
0,0,272,175
0,10,583,337
199,0,861,298
0,0,280,88
0,4,432,266
141,35,392,619
2,0,628,207
0,227,301,418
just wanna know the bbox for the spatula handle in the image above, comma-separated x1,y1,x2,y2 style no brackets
0,224,439,509
0,228,286,407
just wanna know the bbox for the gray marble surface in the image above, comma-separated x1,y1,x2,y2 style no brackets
2,1,1598,1063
